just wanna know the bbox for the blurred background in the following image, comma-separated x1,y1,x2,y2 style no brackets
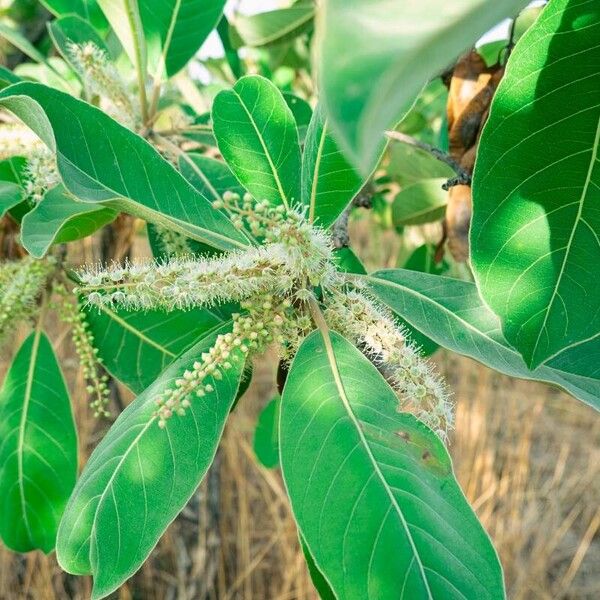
0,0,598,598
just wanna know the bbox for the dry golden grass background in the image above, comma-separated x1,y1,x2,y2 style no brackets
0,222,598,599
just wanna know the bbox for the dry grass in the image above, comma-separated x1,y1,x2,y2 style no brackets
0,225,599,599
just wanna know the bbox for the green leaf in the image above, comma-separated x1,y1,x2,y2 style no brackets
48,15,111,73
178,152,244,205
280,330,504,599
333,247,367,275
0,330,77,553
300,536,335,600
392,178,447,227
146,153,245,259
471,0,600,368
0,23,52,67
84,303,226,394
0,66,21,89
253,396,279,468
231,0,314,48
283,92,312,142
0,181,23,218
388,143,453,188
0,156,26,186
212,75,301,208
138,0,227,78
21,186,117,258
97,0,147,77
302,103,365,228
56,321,245,599
398,245,449,357
40,0,109,33
317,0,530,171
217,16,243,79
366,269,600,410
0,82,249,251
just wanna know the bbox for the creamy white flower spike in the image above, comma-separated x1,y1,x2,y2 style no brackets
53,283,111,418
23,145,60,204
75,192,453,439
0,257,56,344
324,290,453,440
154,294,294,427
68,41,139,128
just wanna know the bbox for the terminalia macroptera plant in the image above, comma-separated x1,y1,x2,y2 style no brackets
0,1,598,599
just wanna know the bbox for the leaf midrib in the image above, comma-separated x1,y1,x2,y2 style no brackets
96,304,176,357
18,326,42,547
154,0,182,79
232,87,290,209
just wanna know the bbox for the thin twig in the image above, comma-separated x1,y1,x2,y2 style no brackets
385,130,471,189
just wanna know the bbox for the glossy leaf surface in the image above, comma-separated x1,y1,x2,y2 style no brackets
0,330,77,553
280,330,504,599
212,75,301,208
85,303,226,393
57,322,244,599
317,0,529,171
21,186,117,258
0,82,249,251
138,0,227,77
471,0,600,367
302,103,365,228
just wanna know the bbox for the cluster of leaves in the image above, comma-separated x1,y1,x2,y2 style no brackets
0,0,598,599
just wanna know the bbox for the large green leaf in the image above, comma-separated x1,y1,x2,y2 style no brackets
280,330,504,599
231,0,315,48
0,330,77,553
84,303,226,393
0,181,23,218
392,178,447,227
21,186,117,258
138,0,227,77
0,82,249,251
302,103,365,228
317,0,530,171
366,269,600,410
56,321,244,599
40,0,109,33
212,75,301,208
471,0,600,368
